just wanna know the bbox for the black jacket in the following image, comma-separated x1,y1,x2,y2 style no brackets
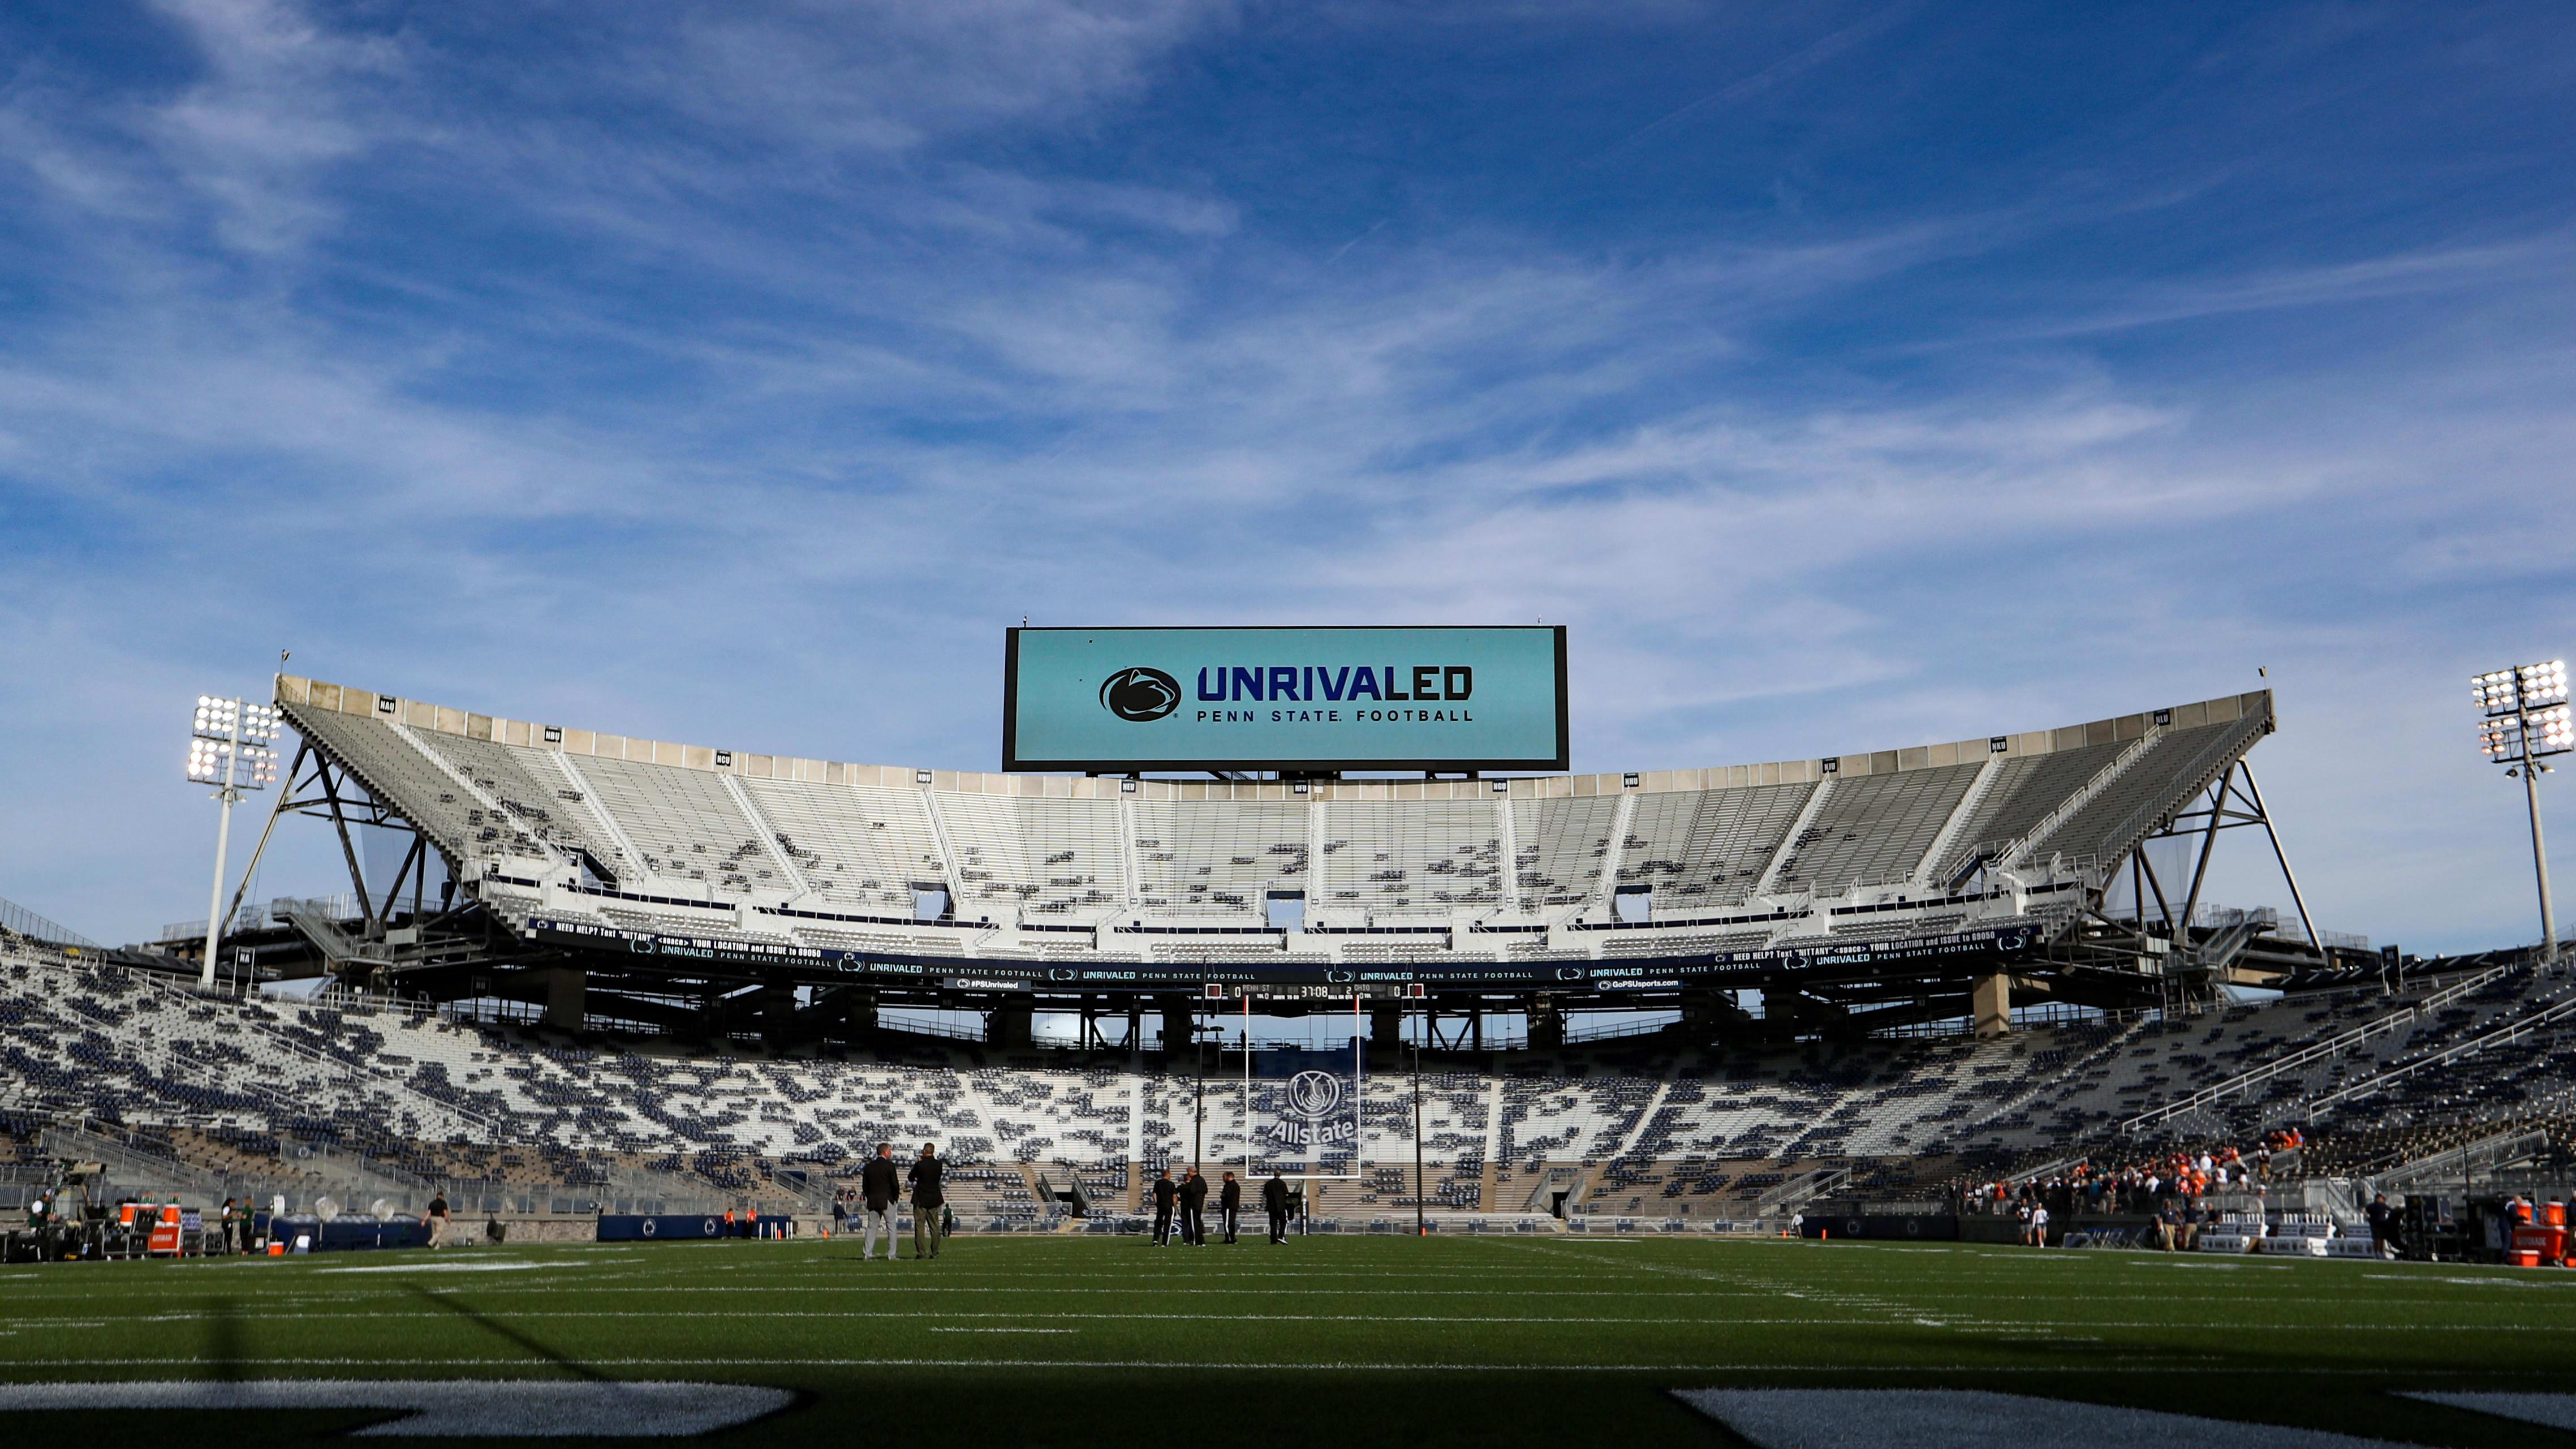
1151,1177,1178,1208
1220,1179,1241,1210
861,1156,901,1211
1181,1175,1209,1207
1262,1177,1290,1211
907,1155,944,1208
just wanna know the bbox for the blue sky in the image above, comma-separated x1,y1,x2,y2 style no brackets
1,1,2571,952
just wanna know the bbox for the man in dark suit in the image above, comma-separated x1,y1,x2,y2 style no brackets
1263,1171,1291,1243
1150,1169,1178,1246
1218,1172,1242,1244
907,1140,947,1253
1179,1168,1209,1247
906,1142,945,1261
860,1143,900,1261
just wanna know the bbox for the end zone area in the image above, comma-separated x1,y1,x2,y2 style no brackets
2,1235,2571,1446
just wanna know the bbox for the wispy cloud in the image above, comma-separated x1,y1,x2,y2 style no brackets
1,0,2572,951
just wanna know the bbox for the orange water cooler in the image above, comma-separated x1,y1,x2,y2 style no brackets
148,1205,183,1256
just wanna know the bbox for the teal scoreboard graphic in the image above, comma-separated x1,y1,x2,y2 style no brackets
1003,626,1569,773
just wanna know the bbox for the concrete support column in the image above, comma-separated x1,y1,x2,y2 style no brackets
1973,972,2013,1038
1370,1004,1404,1051
1762,985,1802,1033
1678,989,1739,1044
1156,994,1194,1054
542,968,585,1032
843,988,878,1037
987,994,1035,1049
1527,994,1565,1051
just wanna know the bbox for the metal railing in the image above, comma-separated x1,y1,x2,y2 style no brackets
2367,1126,2555,1196
1752,1164,1851,1217
2304,990,2576,1119
2118,961,2530,1134
160,893,369,945
109,962,503,1143
1,897,99,949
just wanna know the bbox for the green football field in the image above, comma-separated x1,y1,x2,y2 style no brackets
2,1233,2571,1445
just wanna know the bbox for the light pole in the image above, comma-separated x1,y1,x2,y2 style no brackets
2474,660,2570,968
1412,999,1426,1237
186,695,281,991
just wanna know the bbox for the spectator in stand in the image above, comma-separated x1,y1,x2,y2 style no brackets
859,1143,899,1261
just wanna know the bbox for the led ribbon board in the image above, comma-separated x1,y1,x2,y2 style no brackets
1003,626,1569,772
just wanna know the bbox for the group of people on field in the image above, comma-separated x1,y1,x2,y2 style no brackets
1147,1167,1295,1245
826,1142,950,1259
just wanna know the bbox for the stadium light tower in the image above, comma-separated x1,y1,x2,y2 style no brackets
186,695,281,991
2474,660,2570,968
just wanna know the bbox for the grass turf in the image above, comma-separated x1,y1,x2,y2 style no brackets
2,1233,2571,1446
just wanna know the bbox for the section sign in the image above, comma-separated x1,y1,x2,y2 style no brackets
1003,626,1568,773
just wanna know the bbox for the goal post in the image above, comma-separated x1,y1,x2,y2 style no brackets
1235,991,1368,1185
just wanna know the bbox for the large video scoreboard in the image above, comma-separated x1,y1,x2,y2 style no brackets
1002,625,1569,773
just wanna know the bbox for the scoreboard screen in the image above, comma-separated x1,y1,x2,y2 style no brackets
1002,625,1569,773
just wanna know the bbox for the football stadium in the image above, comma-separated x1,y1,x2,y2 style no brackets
6,628,2575,1446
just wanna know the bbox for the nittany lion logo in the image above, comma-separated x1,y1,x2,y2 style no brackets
1099,666,1181,722
1285,1069,1343,1119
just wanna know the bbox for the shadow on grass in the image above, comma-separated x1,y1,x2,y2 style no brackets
404,1284,602,1380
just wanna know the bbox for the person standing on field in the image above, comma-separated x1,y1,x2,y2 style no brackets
2366,1193,2401,1257
907,1142,945,1261
860,1143,900,1261
1179,1167,1209,1246
423,1192,450,1250
1218,1171,1242,1244
1151,1168,1178,1246
1263,1171,1291,1244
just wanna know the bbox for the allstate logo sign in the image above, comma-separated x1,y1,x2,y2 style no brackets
1288,1069,1342,1117
1268,1069,1355,1147
1098,667,1181,723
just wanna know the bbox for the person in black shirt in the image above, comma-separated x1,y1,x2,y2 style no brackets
1179,1168,1209,1247
423,1193,450,1251
1217,1172,1242,1244
907,1143,945,1261
859,1143,901,1261
1150,1169,1178,1246
1263,1172,1291,1244
2366,1193,2401,1257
